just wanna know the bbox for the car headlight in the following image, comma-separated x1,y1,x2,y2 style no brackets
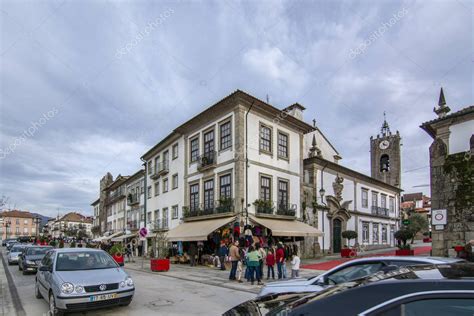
120,281,126,288
125,277,133,287
26,260,35,265
75,285,84,293
61,283,74,294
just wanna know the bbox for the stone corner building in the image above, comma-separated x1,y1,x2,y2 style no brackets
420,88,474,256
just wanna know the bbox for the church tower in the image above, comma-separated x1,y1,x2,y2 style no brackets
370,113,401,187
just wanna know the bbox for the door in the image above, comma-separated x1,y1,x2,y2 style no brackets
333,219,342,253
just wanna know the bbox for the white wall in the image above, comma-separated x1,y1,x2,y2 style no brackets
449,120,473,154
303,129,339,161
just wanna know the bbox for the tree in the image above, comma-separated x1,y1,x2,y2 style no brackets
341,230,358,247
406,213,429,244
394,229,414,249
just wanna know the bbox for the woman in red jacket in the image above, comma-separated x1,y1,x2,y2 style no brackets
266,248,276,279
275,243,285,279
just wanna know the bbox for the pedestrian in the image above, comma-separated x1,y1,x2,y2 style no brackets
126,243,132,262
246,246,263,285
290,253,301,278
218,241,228,270
236,246,244,283
266,248,275,279
276,243,285,279
256,243,266,280
228,240,240,280
188,242,198,267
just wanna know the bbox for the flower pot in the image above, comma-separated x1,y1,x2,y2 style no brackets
340,248,357,258
395,249,414,256
422,237,432,243
454,245,464,252
112,254,124,266
151,258,170,272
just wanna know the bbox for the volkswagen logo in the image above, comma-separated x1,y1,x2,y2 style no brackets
99,284,107,291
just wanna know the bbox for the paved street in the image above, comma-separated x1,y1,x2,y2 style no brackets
0,249,254,316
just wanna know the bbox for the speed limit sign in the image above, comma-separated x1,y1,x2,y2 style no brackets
432,209,447,225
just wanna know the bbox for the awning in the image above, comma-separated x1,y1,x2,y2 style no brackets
249,215,323,237
103,231,124,241
92,236,107,242
166,216,237,242
111,233,137,242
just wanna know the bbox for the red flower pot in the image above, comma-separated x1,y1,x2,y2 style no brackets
112,254,124,266
454,245,464,252
151,258,170,272
422,238,432,243
340,248,357,258
395,249,414,256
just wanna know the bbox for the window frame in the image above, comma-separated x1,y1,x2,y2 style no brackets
259,123,273,155
219,119,232,151
277,178,289,207
163,178,169,193
259,174,272,201
277,130,289,160
172,143,178,160
171,205,179,219
190,136,200,163
189,183,200,212
154,181,159,196
361,188,369,208
219,173,232,199
172,173,178,190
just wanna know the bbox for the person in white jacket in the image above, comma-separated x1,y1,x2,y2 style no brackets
290,253,301,278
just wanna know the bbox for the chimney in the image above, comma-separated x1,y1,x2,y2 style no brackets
283,103,306,121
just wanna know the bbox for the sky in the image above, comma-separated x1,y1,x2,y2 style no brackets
0,0,472,217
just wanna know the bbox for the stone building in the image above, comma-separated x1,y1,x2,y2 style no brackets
420,88,474,256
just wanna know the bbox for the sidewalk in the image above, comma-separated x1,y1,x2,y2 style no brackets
0,252,17,316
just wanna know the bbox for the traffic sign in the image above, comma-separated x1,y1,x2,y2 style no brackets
402,219,410,225
432,209,447,225
139,227,148,238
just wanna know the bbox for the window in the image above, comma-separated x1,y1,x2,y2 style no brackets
219,174,232,199
16,227,19,234
203,130,215,154
362,222,369,242
389,197,395,212
24,219,29,225
260,176,271,201
372,192,378,207
147,212,152,223
277,132,289,159
373,223,379,243
204,179,214,211
382,224,387,243
154,156,160,174
147,186,152,199
259,124,272,153
172,143,178,159
23,227,28,234
163,151,169,169
154,182,159,196
154,210,159,223
220,121,232,150
16,219,19,225
190,137,199,162
382,298,474,316
172,174,178,189
361,189,368,208
278,180,289,207
324,262,383,285
190,184,199,212
172,205,179,219
147,161,152,174
381,194,387,209
162,208,168,228
163,178,169,193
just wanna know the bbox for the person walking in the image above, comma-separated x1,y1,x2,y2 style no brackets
256,243,266,280
276,243,285,279
188,242,198,267
228,240,240,280
266,248,276,279
290,253,301,278
246,246,263,285
236,246,245,283
218,241,228,270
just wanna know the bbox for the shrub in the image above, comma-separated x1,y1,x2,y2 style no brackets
58,240,65,248
394,229,414,249
70,240,76,248
341,230,358,247
49,240,57,247
109,244,124,257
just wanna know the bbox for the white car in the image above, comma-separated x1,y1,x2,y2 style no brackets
258,256,463,297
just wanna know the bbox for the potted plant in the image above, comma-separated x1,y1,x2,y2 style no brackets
109,244,125,266
394,229,415,256
58,240,65,248
70,240,76,248
422,232,431,243
341,230,358,257
49,240,57,248
253,199,274,214
150,231,170,272
453,242,465,253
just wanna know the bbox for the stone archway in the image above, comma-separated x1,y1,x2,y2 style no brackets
326,196,352,253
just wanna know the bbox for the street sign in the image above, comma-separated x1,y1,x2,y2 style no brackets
432,209,447,225
139,227,148,238
435,225,444,230
402,219,410,225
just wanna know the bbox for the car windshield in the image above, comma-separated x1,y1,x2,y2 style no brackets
56,251,118,271
26,247,51,255
10,245,24,252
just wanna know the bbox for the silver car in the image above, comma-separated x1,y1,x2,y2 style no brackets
7,244,27,265
35,248,134,316
258,256,464,297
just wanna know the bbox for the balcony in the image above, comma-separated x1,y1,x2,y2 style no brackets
150,161,169,179
127,220,139,230
255,200,296,219
153,219,169,231
127,194,139,206
183,198,235,221
372,206,389,217
106,189,125,205
197,151,216,172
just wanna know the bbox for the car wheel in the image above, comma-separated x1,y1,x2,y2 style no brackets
49,292,63,316
8,261,12,266
120,300,132,307
35,280,43,299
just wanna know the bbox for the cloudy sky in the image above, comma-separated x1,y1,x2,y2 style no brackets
0,0,472,217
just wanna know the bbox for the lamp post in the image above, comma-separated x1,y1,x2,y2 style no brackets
34,216,41,242
4,219,11,240
319,188,326,254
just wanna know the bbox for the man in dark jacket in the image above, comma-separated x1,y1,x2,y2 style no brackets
218,241,228,270
188,242,198,267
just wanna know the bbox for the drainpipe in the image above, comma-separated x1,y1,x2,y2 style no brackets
245,101,255,226
320,163,328,254
140,158,147,256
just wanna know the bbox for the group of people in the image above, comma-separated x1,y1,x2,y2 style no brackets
220,240,301,285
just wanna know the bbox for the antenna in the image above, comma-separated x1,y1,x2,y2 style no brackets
266,94,269,103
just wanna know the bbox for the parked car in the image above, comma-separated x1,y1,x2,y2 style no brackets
258,256,464,297
18,246,53,275
2,238,17,247
35,248,134,315
225,263,474,316
7,244,28,265
6,240,19,251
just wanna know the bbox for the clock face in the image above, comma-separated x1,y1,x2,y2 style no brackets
379,140,390,150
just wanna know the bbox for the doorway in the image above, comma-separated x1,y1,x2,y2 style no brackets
333,218,342,253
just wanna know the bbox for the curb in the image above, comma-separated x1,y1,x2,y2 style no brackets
0,252,26,316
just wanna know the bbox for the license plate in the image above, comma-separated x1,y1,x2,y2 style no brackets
89,293,117,302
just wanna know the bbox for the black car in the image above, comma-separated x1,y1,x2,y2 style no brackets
225,263,474,316
18,246,53,275
2,238,17,247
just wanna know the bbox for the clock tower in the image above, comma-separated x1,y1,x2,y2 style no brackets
370,113,401,187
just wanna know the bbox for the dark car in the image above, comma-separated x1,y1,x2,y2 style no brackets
224,263,474,316
19,246,53,275
6,240,19,250
2,238,17,247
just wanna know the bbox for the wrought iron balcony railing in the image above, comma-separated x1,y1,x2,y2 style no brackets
153,219,169,231
150,161,169,179
254,200,296,217
371,206,389,217
127,194,140,206
197,151,216,171
183,198,235,219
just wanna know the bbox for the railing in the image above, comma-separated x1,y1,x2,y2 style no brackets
183,198,235,219
153,219,169,231
127,194,140,206
106,189,125,204
371,206,389,217
127,221,139,230
150,161,169,179
197,151,216,171
276,203,297,216
255,201,296,217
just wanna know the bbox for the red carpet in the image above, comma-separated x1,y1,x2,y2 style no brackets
302,246,432,271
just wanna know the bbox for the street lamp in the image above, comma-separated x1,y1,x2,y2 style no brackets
3,219,11,239
319,188,326,254
34,216,41,242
